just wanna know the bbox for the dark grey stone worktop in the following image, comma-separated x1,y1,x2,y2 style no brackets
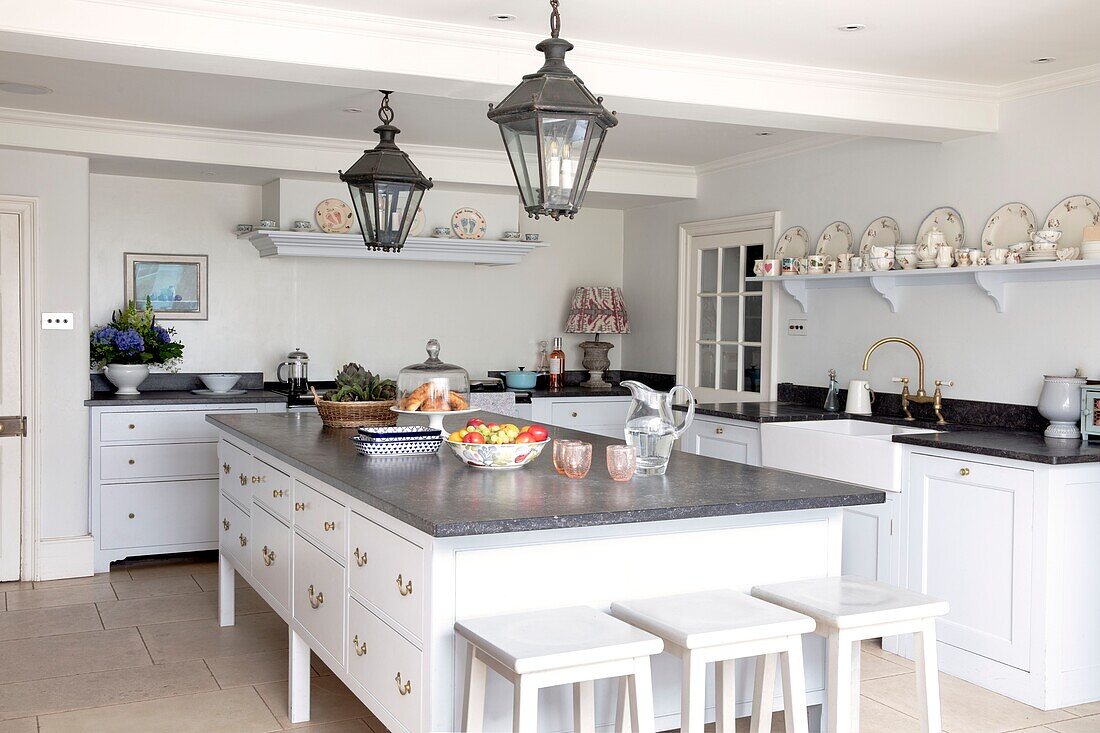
676,401,840,423
892,430,1100,465
207,411,883,538
85,390,286,406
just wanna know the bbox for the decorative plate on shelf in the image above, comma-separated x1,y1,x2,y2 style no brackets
816,221,853,256
451,207,487,239
858,216,902,259
315,198,354,233
773,226,809,258
1045,195,1100,248
981,202,1035,251
408,206,425,237
917,207,965,248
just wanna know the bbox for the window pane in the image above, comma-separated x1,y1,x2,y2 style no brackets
743,346,762,393
700,250,718,293
698,343,716,388
720,296,740,342
745,243,765,292
719,346,739,391
744,296,763,342
699,296,716,341
721,247,741,292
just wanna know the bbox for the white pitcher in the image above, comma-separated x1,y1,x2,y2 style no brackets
621,381,695,476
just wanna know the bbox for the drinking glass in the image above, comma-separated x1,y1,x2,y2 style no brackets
553,439,583,475
606,445,636,482
562,442,593,479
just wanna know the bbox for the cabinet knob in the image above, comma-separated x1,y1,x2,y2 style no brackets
571,411,578,418
353,634,367,656
307,584,324,609
959,467,971,477
222,462,230,474
239,533,248,547
323,521,336,532
128,424,135,430
262,546,276,566
222,518,230,531
128,513,135,519
272,489,284,498
395,672,412,696
128,459,135,465
715,427,724,435
295,502,306,512
353,548,368,567
396,574,413,597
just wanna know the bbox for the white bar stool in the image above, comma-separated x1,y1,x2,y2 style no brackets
611,589,816,733
753,576,949,733
455,606,664,733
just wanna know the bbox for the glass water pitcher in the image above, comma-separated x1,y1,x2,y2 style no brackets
621,381,695,476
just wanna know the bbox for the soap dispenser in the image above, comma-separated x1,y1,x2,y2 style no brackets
824,369,841,413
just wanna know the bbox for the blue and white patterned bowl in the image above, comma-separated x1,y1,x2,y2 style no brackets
444,438,550,470
357,425,442,443
351,435,442,457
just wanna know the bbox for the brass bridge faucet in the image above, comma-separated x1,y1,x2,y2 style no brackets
861,337,953,424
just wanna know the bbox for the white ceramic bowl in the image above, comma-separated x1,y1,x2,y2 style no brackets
199,373,242,392
1033,229,1062,243
1032,240,1058,252
444,437,550,470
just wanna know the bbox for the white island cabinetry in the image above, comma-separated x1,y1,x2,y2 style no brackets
679,416,762,466
528,395,632,439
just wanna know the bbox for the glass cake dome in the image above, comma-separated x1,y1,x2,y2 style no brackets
396,339,471,413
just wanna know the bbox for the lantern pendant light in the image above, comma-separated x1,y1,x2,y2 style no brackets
488,0,617,221
340,91,433,252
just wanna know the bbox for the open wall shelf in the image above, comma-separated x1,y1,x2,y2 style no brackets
748,259,1100,313
239,230,547,266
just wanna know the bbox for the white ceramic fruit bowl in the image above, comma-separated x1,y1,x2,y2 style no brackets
444,438,550,470
199,373,242,392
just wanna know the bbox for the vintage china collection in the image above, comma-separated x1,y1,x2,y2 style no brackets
916,207,965,249
815,221,853,256
451,207,487,239
1045,195,1100,248
773,226,809,258
981,202,1035,251
314,198,354,233
859,217,901,259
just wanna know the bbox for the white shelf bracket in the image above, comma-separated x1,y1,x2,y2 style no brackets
973,271,1007,313
780,279,809,313
867,275,901,313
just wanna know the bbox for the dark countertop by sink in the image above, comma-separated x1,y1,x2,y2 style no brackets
674,401,841,423
85,390,287,406
509,385,632,399
208,411,883,538
891,430,1100,465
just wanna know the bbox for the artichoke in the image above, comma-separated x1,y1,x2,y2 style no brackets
328,363,396,402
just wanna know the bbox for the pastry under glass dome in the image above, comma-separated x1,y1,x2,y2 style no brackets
396,339,471,414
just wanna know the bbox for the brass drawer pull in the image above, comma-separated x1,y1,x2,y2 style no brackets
251,475,266,484
128,513,135,519
715,427,724,435
239,533,248,547
571,411,578,418
396,574,413,597
353,548,368,567
261,546,275,566
238,473,247,486
223,462,230,474
395,672,412,696
222,518,230,531
307,584,324,609
128,459,135,465
353,634,367,656
959,468,971,477
128,423,135,430
323,521,336,532
295,502,306,512
272,489,284,498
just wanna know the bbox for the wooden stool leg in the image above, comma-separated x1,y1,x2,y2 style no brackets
288,627,311,724
680,651,706,733
461,644,487,732
914,619,942,733
513,677,538,733
616,676,632,733
630,656,657,733
750,653,778,733
781,635,809,733
826,633,854,733
573,680,595,733
715,659,736,733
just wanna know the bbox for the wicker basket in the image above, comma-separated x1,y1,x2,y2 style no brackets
311,387,398,429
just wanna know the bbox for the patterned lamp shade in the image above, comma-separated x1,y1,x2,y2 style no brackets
565,287,630,334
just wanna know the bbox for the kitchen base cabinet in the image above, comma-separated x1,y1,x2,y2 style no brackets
679,417,761,465
841,493,897,585
529,396,631,439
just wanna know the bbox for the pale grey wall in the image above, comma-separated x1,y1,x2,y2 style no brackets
623,81,1100,405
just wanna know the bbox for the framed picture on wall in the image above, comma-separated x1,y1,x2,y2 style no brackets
124,253,208,320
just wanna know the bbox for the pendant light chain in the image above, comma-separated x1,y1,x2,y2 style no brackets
378,90,395,125
549,0,561,38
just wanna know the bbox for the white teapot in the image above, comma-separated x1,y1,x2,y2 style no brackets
917,227,946,262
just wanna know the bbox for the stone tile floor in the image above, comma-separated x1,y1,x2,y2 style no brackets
0,555,1097,732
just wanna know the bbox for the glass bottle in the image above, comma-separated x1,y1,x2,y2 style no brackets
535,340,550,375
824,369,841,413
549,337,566,391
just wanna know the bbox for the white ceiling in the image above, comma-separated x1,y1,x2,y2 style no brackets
278,0,1092,86
0,51,830,166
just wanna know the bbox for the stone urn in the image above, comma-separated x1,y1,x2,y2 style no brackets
104,364,150,395
1038,374,1085,439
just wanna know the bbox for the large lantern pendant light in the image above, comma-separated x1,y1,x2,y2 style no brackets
488,0,617,220
340,91,433,252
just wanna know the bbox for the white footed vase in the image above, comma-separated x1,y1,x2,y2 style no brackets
104,364,150,395
1037,375,1085,439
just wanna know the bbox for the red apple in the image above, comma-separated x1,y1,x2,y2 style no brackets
462,432,486,444
466,418,485,428
527,425,549,442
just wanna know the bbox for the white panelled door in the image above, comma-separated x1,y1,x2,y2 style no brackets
0,214,22,581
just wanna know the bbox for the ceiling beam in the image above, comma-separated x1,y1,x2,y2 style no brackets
0,0,999,142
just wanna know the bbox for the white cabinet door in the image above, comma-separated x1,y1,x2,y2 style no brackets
907,453,1033,670
841,494,897,584
680,418,761,466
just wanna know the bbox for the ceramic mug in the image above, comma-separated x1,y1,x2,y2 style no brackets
850,256,864,272
798,256,810,273
954,249,973,267
235,224,253,234
524,233,541,242
871,256,894,272
502,231,521,240
1008,242,1029,254
988,247,1009,265
870,245,895,260
976,255,990,266
754,259,780,277
258,219,276,229
293,220,312,231
836,252,854,271
825,261,838,274
935,245,955,268
781,257,801,275
1006,251,1022,264
806,254,827,274
433,226,452,237
897,253,917,270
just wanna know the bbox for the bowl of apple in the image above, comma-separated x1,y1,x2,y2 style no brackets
445,418,551,470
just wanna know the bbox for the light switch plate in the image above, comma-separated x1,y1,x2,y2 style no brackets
41,312,74,330
787,318,807,336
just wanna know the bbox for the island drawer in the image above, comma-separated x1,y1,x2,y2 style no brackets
219,491,251,572
348,595,422,733
218,440,252,512
250,502,290,614
101,442,218,481
102,409,256,443
294,481,346,558
100,479,217,550
293,531,346,667
348,512,424,642
251,456,292,522
550,400,630,429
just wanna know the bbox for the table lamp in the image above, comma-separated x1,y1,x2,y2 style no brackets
565,286,630,389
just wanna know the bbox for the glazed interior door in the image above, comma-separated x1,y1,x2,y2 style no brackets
0,213,22,581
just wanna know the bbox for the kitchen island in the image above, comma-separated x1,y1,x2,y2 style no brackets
209,412,882,733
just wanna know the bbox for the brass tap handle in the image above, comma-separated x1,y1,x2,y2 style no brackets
307,584,324,609
892,377,914,421
396,574,413,596
353,548,368,567
395,672,412,695
353,634,367,656
222,518,230,531
933,380,954,425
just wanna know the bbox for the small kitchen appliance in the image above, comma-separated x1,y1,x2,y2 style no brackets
277,348,310,396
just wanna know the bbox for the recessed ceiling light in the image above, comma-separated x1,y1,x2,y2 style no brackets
838,23,866,32
755,131,774,137
343,107,363,113
491,13,517,21
0,82,53,95
1031,57,1056,64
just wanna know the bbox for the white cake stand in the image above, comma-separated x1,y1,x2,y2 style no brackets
390,406,478,433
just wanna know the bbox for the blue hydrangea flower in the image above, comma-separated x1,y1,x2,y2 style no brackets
152,325,172,344
92,326,118,345
113,328,144,353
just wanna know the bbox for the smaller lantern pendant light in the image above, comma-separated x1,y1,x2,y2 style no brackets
488,0,617,221
340,91,433,252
